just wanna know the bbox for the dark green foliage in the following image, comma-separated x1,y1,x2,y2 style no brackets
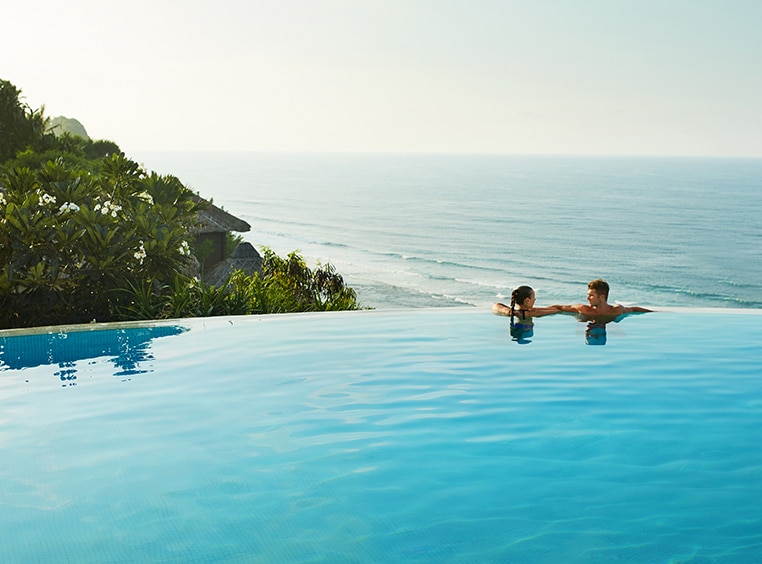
0,79,38,162
7,147,94,173
1,135,122,175
116,249,363,321
0,155,205,328
1,79,119,168
85,139,120,159
0,77,120,174
226,231,244,257
256,248,361,312
118,274,250,320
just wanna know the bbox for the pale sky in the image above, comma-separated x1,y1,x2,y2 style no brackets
4,0,761,156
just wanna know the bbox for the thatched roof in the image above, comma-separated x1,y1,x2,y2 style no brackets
204,242,263,286
193,195,251,234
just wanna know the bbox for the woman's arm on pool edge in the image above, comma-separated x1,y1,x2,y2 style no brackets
492,303,512,316
528,306,563,317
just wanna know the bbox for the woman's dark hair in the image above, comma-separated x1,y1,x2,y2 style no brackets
510,285,534,322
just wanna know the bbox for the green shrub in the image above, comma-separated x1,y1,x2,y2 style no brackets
0,154,204,328
256,248,361,312
116,249,363,321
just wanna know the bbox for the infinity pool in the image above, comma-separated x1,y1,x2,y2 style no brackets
1,308,761,562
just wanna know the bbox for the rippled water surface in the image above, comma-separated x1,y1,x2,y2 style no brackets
1,309,761,562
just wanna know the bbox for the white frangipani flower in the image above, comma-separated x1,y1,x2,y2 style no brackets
58,202,81,214
134,241,147,264
40,192,57,205
95,200,122,217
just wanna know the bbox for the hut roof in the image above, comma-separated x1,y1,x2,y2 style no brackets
193,196,251,234
204,242,263,287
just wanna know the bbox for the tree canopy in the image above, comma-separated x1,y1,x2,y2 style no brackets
0,79,38,162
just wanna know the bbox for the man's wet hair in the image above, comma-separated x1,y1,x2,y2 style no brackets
588,278,610,299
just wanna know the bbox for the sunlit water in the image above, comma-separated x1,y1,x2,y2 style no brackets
2,308,761,562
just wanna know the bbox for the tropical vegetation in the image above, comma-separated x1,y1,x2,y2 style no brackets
0,78,361,329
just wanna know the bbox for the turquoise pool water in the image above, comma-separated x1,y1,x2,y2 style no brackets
1,308,761,562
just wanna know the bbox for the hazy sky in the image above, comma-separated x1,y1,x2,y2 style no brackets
4,1,761,156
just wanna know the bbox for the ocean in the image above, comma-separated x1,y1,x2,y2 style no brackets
132,152,762,310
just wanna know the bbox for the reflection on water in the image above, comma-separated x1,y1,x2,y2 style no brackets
510,320,535,344
577,312,650,345
0,325,188,384
506,312,652,346
585,320,609,345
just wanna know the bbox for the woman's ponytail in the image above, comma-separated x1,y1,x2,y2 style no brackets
510,286,534,323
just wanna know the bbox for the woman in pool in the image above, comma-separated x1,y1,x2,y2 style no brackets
493,286,559,344
492,286,561,322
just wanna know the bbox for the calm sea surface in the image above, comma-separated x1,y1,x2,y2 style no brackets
133,152,762,310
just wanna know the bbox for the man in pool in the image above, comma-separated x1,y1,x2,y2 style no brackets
552,278,652,317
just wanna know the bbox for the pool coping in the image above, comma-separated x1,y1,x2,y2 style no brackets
1,305,761,338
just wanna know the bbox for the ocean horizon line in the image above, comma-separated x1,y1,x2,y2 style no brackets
129,149,762,160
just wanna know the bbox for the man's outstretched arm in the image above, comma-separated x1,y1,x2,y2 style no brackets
622,305,652,313
551,304,584,313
